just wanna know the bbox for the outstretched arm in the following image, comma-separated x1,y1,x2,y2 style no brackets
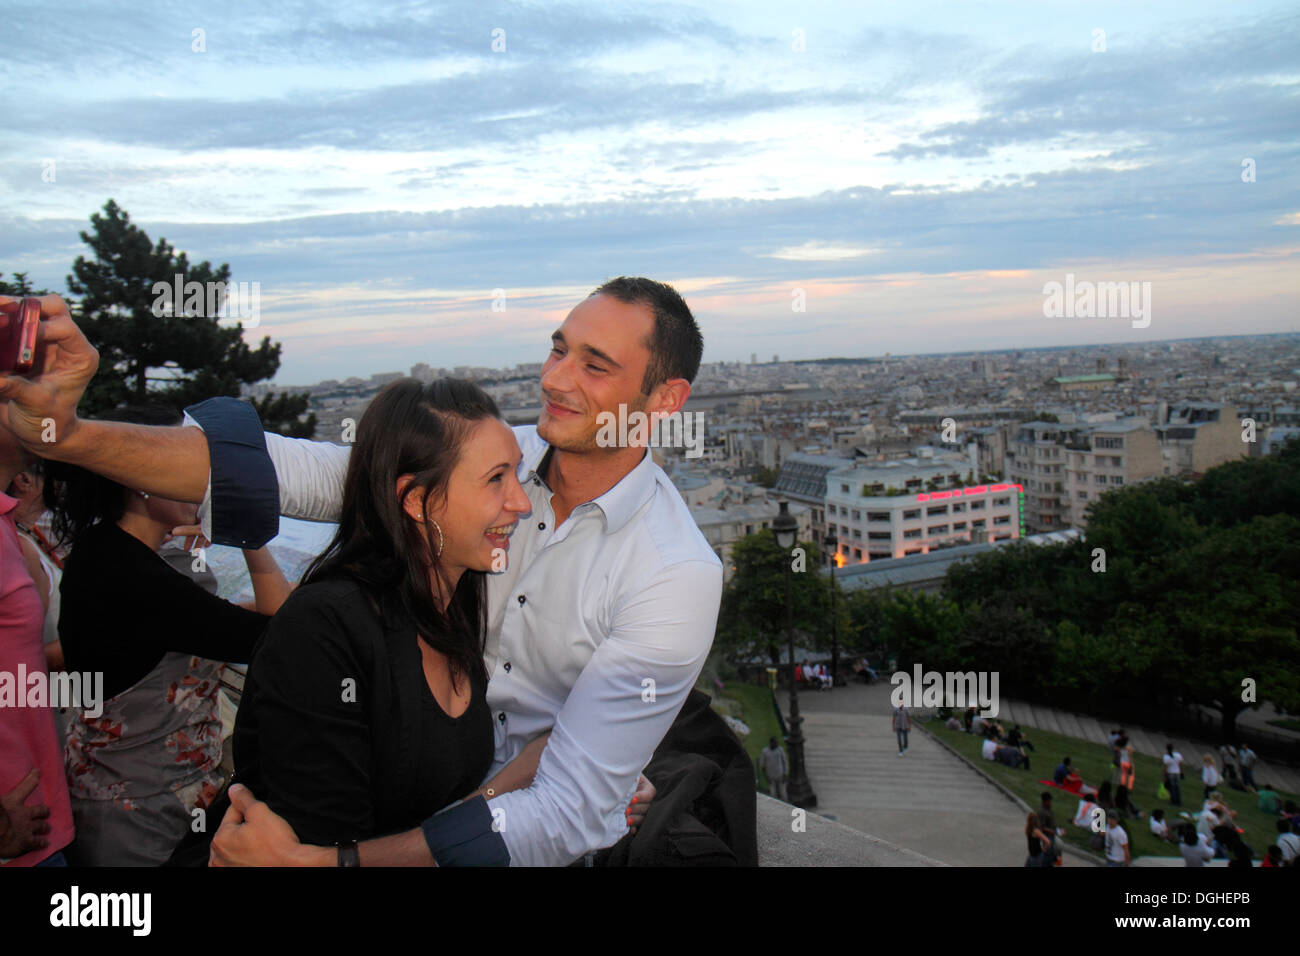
0,295,211,500
1,294,347,546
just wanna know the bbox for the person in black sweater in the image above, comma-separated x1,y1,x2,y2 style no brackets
232,379,545,858
45,405,293,866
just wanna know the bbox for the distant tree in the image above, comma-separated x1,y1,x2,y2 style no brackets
716,530,831,666
65,200,315,436
875,590,965,674
752,466,779,488
0,272,53,296
1138,515,1300,741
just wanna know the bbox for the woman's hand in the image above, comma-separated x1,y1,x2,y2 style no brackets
626,774,655,834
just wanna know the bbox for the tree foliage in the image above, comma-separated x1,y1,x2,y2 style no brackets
716,530,833,665
65,200,315,436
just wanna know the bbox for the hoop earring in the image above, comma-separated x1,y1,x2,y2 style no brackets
430,518,444,559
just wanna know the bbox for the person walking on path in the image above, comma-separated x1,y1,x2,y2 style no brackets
893,704,911,756
1024,812,1053,868
759,737,788,801
1162,743,1184,807
1238,744,1258,792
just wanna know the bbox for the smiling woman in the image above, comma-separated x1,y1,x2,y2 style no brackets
230,378,544,850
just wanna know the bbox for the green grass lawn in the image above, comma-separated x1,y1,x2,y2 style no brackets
922,718,1297,860
708,681,783,792
1267,718,1300,733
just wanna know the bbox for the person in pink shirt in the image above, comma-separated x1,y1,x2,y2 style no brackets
1,414,74,865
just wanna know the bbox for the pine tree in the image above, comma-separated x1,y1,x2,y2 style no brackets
65,200,315,436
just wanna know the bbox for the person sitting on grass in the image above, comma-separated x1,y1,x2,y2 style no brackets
1204,791,1238,825
1053,757,1070,785
1257,783,1281,815
1148,809,1177,843
1178,823,1214,867
1281,800,1299,827
1215,822,1254,868
1067,772,1097,798
1006,725,1034,751
995,741,1030,770
1261,844,1284,868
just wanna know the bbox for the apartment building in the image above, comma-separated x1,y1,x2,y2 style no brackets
1009,402,1246,531
823,455,1021,564
1060,420,1160,527
774,452,853,550
1005,421,1070,532
1154,401,1246,476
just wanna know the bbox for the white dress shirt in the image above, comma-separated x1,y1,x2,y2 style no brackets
193,422,722,866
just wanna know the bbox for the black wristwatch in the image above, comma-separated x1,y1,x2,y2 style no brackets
337,841,360,867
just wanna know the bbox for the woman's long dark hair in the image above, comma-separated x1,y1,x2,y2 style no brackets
43,404,183,548
301,378,500,686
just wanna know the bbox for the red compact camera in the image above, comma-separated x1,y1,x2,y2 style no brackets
0,297,41,374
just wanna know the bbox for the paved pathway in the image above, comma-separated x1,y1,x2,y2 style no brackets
786,681,1092,866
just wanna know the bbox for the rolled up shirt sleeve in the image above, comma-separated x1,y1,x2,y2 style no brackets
185,399,351,541
183,398,280,548
481,558,722,867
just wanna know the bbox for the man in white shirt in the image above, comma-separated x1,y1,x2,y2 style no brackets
1275,821,1299,865
1104,811,1129,867
1162,743,1184,806
0,280,725,866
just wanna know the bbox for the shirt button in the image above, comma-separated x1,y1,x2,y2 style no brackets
518,594,526,605
538,522,546,530
504,662,512,673
498,712,506,723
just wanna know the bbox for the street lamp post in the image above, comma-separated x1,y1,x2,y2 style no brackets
825,530,839,688
774,500,817,808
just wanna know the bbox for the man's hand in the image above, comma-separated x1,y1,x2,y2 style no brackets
626,774,655,834
209,783,330,867
0,294,98,455
0,769,53,860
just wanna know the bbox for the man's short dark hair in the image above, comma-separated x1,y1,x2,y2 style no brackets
590,276,703,394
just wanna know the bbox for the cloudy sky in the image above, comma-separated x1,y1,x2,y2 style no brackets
3,0,1297,384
